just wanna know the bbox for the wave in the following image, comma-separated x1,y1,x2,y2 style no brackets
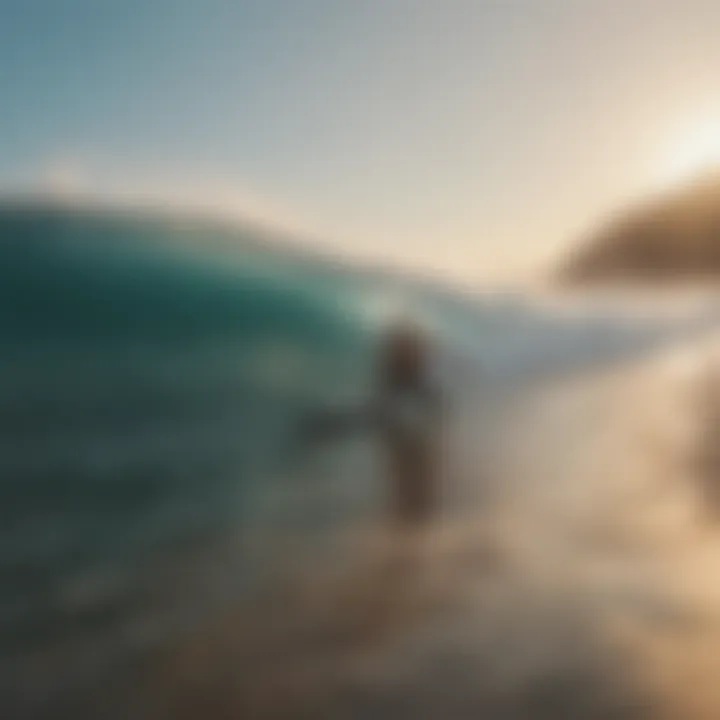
5,202,720,719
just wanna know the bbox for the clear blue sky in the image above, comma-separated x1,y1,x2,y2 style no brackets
4,0,720,280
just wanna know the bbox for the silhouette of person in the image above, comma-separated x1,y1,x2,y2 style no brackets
373,319,442,524
299,318,443,526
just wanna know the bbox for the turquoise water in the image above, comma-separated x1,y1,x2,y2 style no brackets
0,205,394,718
6,206,720,719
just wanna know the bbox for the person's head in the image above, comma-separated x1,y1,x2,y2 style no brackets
379,318,429,386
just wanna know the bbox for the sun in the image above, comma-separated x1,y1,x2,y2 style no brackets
657,122,720,189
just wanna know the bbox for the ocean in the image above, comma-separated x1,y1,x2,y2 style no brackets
4,204,720,719
0,204,394,717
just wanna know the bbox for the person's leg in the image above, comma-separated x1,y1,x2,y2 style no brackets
386,440,438,526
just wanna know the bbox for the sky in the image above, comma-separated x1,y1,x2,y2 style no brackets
4,0,720,282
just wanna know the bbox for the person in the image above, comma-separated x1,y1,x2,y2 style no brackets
299,318,443,526
374,319,443,524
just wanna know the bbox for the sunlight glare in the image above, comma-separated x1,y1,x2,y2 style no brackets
657,122,720,189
